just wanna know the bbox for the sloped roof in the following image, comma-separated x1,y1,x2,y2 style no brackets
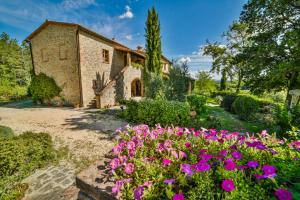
25,20,171,63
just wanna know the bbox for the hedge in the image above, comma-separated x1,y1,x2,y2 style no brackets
186,94,207,114
123,99,190,126
232,95,260,120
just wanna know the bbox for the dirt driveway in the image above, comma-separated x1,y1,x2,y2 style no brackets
0,100,127,199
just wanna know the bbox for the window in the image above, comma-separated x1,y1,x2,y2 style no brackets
102,49,109,63
59,44,68,60
41,48,49,62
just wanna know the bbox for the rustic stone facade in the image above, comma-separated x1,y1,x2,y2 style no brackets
30,24,81,106
27,21,171,108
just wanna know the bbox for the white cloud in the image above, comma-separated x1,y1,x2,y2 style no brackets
61,0,96,10
119,5,134,19
125,34,133,40
176,45,224,80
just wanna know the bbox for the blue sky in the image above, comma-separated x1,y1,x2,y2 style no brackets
0,0,247,79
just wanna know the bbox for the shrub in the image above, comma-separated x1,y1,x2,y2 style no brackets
186,95,207,114
29,73,61,102
0,79,28,102
0,132,57,199
108,125,300,199
221,93,237,112
291,105,300,128
124,99,190,126
0,125,14,139
232,95,259,120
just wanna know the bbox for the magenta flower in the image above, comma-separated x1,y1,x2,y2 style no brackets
110,158,120,170
112,180,123,194
274,188,292,200
162,158,172,166
221,179,235,192
185,142,191,148
219,149,228,156
193,160,211,172
262,165,276,178
232,151,242,159
201,153,213,161
181,164,194,176
247,160,259,168
164,179,175,184
253,174,264,179
134,186,144,200
127,141,136,150
224,161,236,171
237,165,248,170
256,143,267,150
173,193,185,200
124,163,135,174
156,143,165,153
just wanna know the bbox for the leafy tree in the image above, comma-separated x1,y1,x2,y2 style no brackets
240,0,300,105
145,7,162,74
194,71,217,95
165,61,190,101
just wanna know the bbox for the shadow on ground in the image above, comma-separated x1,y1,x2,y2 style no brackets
63,108,128,137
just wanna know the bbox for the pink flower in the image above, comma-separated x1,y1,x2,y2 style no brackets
171,150,179,159
112,180,123,194
221,179,235,192
185,142,191,148
124,163,135,174
179,151,187,159
134,186,144,200
143,181,153,187
113,145,123,155
261,130,268,137
164,179,175,184
164,140,173,149
162,158,172,166
274,188,292,200
232,151,242,159
119,155,128,164
224,161,236,171
156,143,165,153
173,193,185,200
127,141,136,150
247,160,259,168
110,158,120,170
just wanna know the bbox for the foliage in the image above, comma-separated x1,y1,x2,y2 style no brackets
29,73,61,102
145,7,162,74
165,61,190,101
0,131,58,200
186,95,207,114
239,0,300,103
108,125,300,200
143,72,165,100
194,71,217,95
0,125,14,139
221,93,237,112
0,32,32,102
123,99,190,127
232,95,259,120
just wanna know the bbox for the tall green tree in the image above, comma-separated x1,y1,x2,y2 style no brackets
194,71,217,95
240,0,300,104
145,7,162,74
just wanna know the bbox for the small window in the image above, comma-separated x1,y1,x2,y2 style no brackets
59,44,68,60
102,49,109,63
41,48,49,62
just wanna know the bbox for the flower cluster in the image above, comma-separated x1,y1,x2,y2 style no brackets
108,125,299,199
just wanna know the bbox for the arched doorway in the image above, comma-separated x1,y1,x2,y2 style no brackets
131,79,142,97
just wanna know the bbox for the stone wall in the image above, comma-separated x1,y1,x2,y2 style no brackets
78,31,126,107
122,66,143,100
31,24,81,106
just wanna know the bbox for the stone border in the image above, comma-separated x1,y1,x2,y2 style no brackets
76,156,119,200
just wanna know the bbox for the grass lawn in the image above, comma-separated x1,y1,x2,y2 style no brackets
197,103,270,133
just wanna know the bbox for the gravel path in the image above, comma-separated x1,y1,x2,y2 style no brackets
0,100,127,200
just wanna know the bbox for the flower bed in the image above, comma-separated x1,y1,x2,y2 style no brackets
108,125,300,200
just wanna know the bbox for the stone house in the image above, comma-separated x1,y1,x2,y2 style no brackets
25,20,171,108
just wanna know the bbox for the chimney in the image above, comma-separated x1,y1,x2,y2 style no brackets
136,46,144,52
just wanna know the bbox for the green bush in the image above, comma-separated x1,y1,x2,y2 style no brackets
221,93,237,112
186,94,207,114
232,95,259,120
291,105,300,127
0,79,28,102
124,99,190,126
0,132,57,200
29,73,61,102
0,126,14,139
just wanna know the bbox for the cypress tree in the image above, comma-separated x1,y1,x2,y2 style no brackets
145,7,162,74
